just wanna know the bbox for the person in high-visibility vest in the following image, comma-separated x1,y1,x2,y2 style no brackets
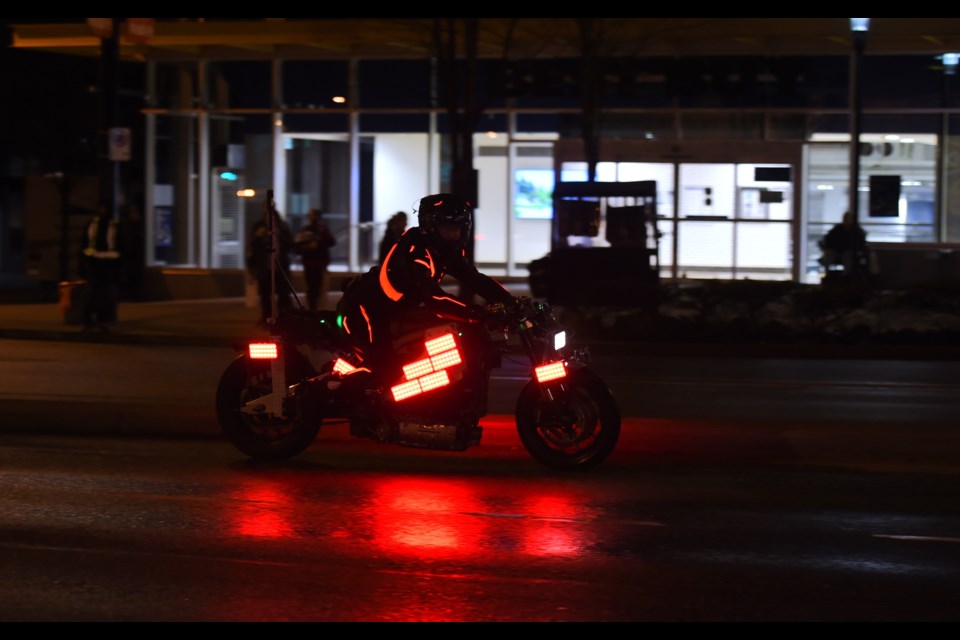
79,204,122,331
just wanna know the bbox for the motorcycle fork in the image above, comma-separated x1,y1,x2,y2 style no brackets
241,336,287,419
268,340,286,417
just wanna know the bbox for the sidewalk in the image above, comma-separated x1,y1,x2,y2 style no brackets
0,296,267,347
2,268,960,361
3,290,960,362
0,282,529,348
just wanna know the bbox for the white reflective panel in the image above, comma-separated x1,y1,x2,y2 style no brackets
595,162,618,182
657,221,675,268
736,222,791,269
618,162,675,218
679,164,736,218
678,220,733,267
560,162,588,182
737,164,793,221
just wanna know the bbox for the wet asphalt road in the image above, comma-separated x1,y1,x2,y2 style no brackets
0,339,958,621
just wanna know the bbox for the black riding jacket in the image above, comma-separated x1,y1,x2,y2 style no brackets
337,226,514,357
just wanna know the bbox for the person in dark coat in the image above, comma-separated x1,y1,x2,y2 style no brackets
294,208,337,311
378,211,408,265
246,203,294,324
819,210,868,283
338,194,515,367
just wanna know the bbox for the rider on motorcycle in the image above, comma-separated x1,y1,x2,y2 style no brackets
336,193,517,366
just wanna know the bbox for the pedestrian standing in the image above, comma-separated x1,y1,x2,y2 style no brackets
378,211,408,264
246,202,294,325
294,208,337,311
79,203,122,331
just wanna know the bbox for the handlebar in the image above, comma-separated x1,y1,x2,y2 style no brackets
483,296,538,333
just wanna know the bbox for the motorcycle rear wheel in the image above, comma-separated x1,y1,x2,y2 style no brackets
515,368,621,471
215,354,320,461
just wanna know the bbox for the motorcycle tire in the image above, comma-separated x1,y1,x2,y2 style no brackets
515,367,621,471
215,353,320,461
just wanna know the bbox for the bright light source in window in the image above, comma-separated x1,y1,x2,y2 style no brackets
332,96,346,104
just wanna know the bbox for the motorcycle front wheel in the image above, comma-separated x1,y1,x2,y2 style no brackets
215,354,320,461
515,368,621,471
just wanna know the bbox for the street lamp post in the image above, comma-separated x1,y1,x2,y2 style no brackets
940,53,958,242
849,18,870,224
96,18,122,221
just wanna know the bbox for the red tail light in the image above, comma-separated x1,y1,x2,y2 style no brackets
331,358,371,377
391,332,461,402
249,342,279,360
535,361,566,383
333,358,356,375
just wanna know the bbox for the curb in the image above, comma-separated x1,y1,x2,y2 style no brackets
0,327,238,348
4,325,959,361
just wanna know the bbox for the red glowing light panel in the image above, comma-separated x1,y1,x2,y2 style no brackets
430,349,462,370
535,361,566,382
391,379,422,401
402,358,434,380
418,370,450,392
391,333,462,401
425,333,457,356
248,342,279,360
333,359,357,375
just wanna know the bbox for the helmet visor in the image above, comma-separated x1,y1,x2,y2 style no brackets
437,221,464,244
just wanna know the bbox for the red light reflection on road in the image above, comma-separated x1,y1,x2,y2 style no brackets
369,478,592,560
520,495,585,556
231,483,295,539
225,474,595,564
371,478,485,556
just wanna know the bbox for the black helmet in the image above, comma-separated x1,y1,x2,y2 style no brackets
417,193,473,248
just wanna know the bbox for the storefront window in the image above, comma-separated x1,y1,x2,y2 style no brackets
804,137,938,282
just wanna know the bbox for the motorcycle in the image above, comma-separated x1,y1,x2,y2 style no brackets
215,295,621,471
217,192,620,470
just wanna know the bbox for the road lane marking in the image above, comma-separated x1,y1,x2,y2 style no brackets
461,512,665,527
873,534,960,544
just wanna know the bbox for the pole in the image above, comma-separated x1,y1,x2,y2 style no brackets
267,189,279,327
265,188,285,417
99,18,121,221
848,29,867,224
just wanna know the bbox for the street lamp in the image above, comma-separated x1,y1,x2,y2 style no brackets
942,52,960,74
849,18,870,224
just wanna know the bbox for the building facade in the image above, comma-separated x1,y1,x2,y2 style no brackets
8,19,960,295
